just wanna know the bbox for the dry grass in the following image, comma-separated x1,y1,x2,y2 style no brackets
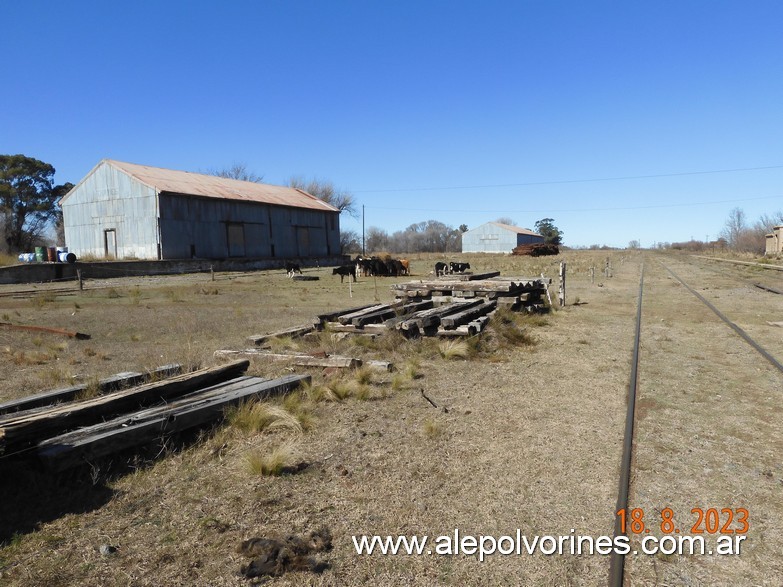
2,251,773,585
422,417,443,438
437,338,470,360
244,442,299,476
225,401,305,435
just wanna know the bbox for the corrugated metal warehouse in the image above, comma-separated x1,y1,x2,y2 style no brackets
461,221,544,253
60,160,341,260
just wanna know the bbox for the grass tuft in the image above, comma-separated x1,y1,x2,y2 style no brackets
244,443,298,476
438,339,470,360
226,401,303,434
423,417,443,438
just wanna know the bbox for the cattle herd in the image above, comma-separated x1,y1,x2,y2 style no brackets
286,257,472,283
435,261,471,276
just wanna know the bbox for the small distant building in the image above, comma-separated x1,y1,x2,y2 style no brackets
766,225,783,256
60,160,340,260
461,222,544,253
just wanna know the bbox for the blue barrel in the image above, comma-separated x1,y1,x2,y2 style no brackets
18,253,36,263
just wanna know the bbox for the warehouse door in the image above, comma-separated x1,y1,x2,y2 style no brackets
296,227,310,256
104,229,117,259
227,223,246,257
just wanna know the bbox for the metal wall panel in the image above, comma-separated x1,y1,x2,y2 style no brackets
158,194,340,259
62,163,159,259
461,222,543,253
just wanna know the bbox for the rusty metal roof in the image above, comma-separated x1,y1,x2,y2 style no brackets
489,222,542,237
102,160,339,212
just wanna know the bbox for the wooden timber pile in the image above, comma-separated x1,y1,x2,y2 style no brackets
391,276,551,312
511,243,559,256
0,360,310,471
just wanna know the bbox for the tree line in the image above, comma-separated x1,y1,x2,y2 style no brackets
1,155,563,258
718,207,782,253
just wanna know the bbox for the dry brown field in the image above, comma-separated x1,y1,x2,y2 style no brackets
0,251,781,586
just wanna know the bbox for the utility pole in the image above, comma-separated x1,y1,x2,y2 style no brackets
362,204,365,256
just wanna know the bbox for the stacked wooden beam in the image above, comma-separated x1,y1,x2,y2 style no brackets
317,300,434,334
0,359,309,471
37,374,309,472
214,349,393,372
396,299,497,337
391,276,551,313
0,364,182,416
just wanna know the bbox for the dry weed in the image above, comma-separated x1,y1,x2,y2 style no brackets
244,442,299,476
422,417,443,439
74,378,102,401
226,401,304,435
438,339,470,360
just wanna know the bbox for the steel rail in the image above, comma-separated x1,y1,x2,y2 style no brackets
663,263,783,374
609,262,645,587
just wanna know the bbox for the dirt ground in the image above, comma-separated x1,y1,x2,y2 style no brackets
0,251,780,586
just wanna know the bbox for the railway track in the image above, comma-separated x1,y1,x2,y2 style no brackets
611,257,783,585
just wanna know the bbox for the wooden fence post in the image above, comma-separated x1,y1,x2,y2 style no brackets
77,269,83,291
590,266,595,284
559,262,566,307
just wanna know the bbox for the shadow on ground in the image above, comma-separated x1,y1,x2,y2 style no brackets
0,459,115,544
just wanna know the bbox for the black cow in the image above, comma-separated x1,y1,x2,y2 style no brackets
435,262,448,277
450,262,471,274
386,259,405,277
333,265,357,283
285,262,302,277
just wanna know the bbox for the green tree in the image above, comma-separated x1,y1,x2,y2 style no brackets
534,217,564,246
0,155,72,253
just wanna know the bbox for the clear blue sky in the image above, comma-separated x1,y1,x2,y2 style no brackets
4,0,783,248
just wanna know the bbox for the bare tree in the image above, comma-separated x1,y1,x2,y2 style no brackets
720,207,747,250
365,226,389,253
494,217,516,226
340,229,361,254
288,176,358,218
209,163,264,183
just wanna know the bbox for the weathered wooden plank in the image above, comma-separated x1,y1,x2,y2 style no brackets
366,360,394,372
364,323,395,333
0,322,90,340
37,374,310,472
436,325,476,337
397,299,483,331
0,360,250,453
440,271,501,281
214,350,361,368
351,308,398,327
324,322,363,333
440,300,497,329
0,364,182,417
337,303,391,325
352,299,433,327
247,324,316,346
314,303,380,325
755,283,783,295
